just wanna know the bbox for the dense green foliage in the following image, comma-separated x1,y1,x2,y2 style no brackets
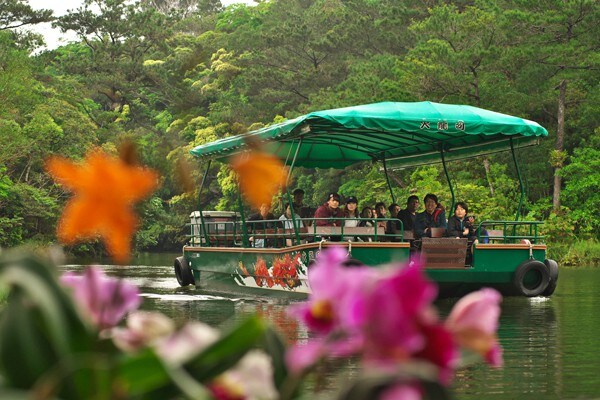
0,0,598,262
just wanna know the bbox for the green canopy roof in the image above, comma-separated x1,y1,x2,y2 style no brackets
190,101,548,168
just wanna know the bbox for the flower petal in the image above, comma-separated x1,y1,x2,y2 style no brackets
61,267,141,329
46,150,159,262
285,340,326,374
230,150,287,209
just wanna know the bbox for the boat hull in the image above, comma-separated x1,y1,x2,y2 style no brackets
181,241,555,299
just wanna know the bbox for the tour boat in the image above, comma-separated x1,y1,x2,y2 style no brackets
173,102,558,298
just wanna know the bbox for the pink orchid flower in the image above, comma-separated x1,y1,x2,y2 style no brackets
362,264,456,381
287,250,457,379
286,247,374,372
362,264,439,361
61,266,141,330
445,288,503,367
287,249,503,384
288,247,374,334
111,311,175,353
156,321,220,366
206,350,278,400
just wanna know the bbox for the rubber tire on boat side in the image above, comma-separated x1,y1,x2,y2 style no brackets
542,259,559,297
512,260,550,297
174,256,195,286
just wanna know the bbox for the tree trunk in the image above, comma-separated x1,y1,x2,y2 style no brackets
483,157,495,196
553,79,566,211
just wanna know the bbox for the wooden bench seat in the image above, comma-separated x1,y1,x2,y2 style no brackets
420,238,468,269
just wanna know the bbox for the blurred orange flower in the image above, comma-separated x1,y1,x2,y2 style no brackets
46,150,159,263
230,150,287,209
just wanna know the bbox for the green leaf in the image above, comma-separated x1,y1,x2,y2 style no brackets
0,251,94,395
184,315,267,381
117,349,173,396
261,326,289,389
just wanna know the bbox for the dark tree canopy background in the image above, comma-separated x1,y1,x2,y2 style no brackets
0,0,598,262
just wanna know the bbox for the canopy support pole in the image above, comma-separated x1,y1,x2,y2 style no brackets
286,139,303,245
382,156,396,205
196,160,211,246
440,147,455,212
236,174,250,248
511,138,525,221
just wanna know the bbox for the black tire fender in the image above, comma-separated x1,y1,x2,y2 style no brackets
542,259,559,297
174,256,195,286
512,259,550,297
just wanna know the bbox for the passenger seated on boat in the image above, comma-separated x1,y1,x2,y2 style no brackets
314,192,342,227
291,188,313,226
447,202,480,265
247,203,277,248
385,203,402,241
358,207,374,242
414,193,447,239
292,188,305,212
478,225,490,243
374,202,388,240
342,196,360,241
447,202,476,241
397,195,420,234
279,203,295,230
279,203,301,246
314,192,342,241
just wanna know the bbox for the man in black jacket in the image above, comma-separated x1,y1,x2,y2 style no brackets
397,195,420,233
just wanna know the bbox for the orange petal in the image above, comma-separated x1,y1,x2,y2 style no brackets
46,156,86,190
46,149,160,263
58,199,100,242
231,151,287,209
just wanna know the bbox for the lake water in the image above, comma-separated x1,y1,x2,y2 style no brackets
62,253,600,399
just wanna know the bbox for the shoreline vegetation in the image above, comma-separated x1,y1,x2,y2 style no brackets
548,239,600,268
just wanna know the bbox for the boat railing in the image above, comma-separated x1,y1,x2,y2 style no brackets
187,217,408,247
476,220,544,244
187,215,545,247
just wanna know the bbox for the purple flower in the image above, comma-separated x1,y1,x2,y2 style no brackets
286,247,374,371
361,264,439,363
286,249,504,388
61,266,141,330
287,251,456,378
288,247,374,334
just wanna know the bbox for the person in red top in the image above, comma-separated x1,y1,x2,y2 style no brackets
313,192,342,226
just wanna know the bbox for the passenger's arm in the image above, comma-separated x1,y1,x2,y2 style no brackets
446,217,460,237
313,207,329,226
414,214,426,238
438,211,448,229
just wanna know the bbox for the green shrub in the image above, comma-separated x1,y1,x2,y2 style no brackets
561,239,600,267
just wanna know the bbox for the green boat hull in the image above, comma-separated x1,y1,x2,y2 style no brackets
180,241,556,299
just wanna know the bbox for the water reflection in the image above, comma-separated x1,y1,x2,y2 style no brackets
61,255,600,399
446,296,560,399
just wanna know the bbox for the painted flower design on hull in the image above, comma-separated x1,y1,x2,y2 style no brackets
240,253,305,291
272,253,301,289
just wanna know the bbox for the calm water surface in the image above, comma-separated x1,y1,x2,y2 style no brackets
62,253,600,399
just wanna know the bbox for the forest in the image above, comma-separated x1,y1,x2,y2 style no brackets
0,0,598,264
